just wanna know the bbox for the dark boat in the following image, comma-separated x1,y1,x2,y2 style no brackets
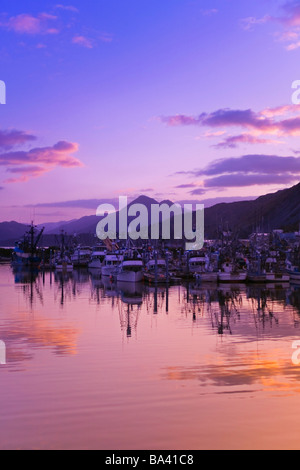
12,222,45,268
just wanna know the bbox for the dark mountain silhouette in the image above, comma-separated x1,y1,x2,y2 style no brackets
1,183,300,245
204,182,300,238
0,221,28,245
45,195,174,236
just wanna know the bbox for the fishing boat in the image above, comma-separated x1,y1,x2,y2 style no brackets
117,259,144,283
102,252,124,277
71,246,92,268
54,231,73,272
218,262,247,283
248,256,290,283
286,261,300,283
88,245,106,270
265,272,290,282
12,222,44,269
189,254,218,282
144,258,168,284
55,256,73,272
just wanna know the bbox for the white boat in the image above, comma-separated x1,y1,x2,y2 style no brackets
218,262,247,283
144,259,168,283
265,273,290,282
102,252,124,277
117,260,144,283
71,246,92,267
55,257,73,272
88,245,106,270
286,261,300,282
189,255,218,282
264,257,290,283
189,255,209,272
247,272,290,283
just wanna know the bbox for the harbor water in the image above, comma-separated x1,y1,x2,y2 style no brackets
1,264,300,449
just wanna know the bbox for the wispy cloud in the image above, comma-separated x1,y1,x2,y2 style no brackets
1,13,59,35
240,15,271,31
195,154,300,177
72,34,93,49
0,129,37,150
179,154,300,193
5,166,47,184
202,172,297,188
200,9,218,17
0,8,113,52
26,198,121,209
213,134,282,149
175,183,198,189
241,1,300,50
55,5,79,13
189,188,206,196
160,104,300,148
0,140,83,183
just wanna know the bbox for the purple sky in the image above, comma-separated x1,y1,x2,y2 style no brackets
1,0,300,223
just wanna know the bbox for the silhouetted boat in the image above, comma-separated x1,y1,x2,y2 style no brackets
12,222,44,268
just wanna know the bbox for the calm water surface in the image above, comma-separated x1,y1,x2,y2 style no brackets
1,264,300,450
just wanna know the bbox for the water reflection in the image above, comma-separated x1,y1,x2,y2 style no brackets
5,266,300,367
4,266,300,449
10,267,300,331
118,282,143,339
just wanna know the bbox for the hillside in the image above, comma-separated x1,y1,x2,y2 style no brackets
204,182,300,238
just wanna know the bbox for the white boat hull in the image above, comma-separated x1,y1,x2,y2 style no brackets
218,272,247,283
266,273,290,282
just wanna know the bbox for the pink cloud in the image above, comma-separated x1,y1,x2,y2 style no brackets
55,5,79,13
241,2,300,50
213,134,281,149
3,13,58,35
281,1,300,26
0,129,37,150
160,103,300,145
72,35,93,49
162,115,200,126
260,104,300,117
4,166,47,183
0,140,83,184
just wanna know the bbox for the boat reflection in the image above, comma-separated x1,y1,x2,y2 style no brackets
11,267,300,340
12,266,43,306
118,282,143,339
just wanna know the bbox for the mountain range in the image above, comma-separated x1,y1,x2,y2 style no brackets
1,183,300,246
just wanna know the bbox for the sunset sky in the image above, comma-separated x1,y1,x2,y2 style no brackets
1,0,300,223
